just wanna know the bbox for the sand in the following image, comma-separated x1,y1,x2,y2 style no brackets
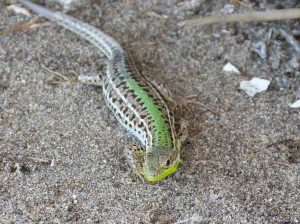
1,0,299,223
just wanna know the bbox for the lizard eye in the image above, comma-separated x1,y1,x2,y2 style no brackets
166,160,171,167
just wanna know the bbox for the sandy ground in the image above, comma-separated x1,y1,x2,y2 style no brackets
1,0,299,223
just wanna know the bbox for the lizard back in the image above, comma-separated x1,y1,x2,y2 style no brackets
103,54,176,149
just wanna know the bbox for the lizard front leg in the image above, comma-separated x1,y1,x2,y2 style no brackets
124,145,146,181
78,74,103,86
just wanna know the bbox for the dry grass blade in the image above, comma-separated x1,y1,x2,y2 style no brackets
185,8,300,26
0,21,35,35
0,21,52,35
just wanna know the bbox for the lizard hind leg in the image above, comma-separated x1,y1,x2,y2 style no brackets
175,119,189,144
148,81,220,116
78,74,103,86
124,145,146,181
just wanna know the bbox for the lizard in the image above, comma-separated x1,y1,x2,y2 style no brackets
19,0,195,181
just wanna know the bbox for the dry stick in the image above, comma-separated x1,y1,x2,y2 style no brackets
185,8,300,26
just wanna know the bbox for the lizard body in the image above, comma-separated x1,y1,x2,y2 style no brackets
19,0,180,181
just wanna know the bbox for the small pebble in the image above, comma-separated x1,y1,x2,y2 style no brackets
221,4,235,14
58,0,73,4
251,41,267,59
289,56,300,69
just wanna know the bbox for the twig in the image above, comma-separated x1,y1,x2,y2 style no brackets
42,66,68,80
185,8,300,26
268,160,290,167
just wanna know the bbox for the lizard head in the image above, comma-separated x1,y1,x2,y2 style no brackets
142,141,180,181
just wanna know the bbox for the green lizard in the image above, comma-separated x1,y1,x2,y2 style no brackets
19,0,189,181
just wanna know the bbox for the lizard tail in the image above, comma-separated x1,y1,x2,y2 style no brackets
19,0,124,60
19,0,57,20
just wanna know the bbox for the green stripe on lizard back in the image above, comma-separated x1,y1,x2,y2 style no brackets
124,77,172,147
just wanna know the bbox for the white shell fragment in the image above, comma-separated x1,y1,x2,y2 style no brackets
223,63,240,74
240,78,271,97
7,4,31,16
290,100,300,108
58,0,73,4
